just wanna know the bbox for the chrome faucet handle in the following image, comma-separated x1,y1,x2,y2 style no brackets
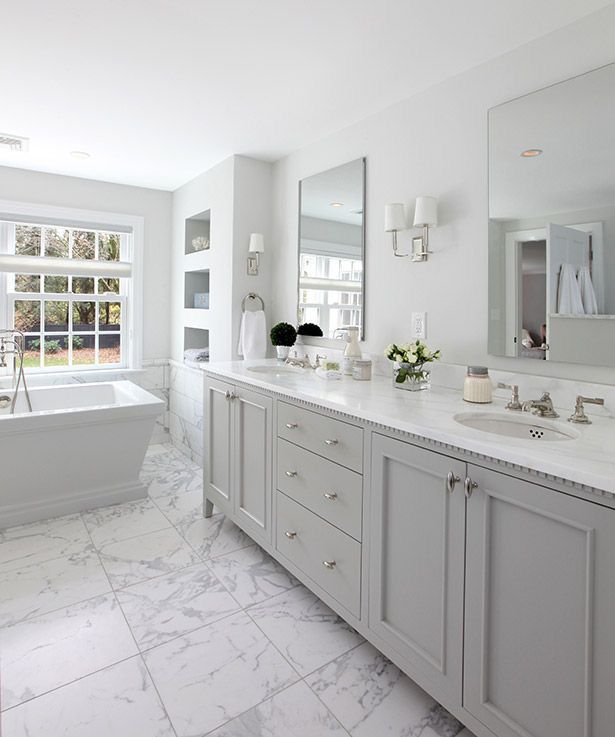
315,354,327,368
568,395,605,425
497,382,522,411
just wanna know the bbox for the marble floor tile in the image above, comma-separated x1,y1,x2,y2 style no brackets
177,511,253,560
143,446,202,499
116,563,240,650
306,642,463,737
0,656,175,737
0,593,138,710
152,487,204,525
144,611,298,736
208,544,299,608
247,585,364,676
98,527,200,588
82,498,172,548
0,546,111,627
207,681,350,737
0,514,90,575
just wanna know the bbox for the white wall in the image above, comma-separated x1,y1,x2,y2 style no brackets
0,165,172,360
270,5,615,384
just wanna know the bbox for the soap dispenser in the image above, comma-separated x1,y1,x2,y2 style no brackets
342,327,361,375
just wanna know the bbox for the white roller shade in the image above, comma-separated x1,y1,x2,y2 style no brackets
0,254,131,277
299,276,362,292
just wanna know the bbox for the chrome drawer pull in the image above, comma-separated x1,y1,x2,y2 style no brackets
322,560,336,570
285,423,298,429
285,470,298,478
285,530,297,539
323,492,338,501
446,471,460,493
464,477,478,499
324,439,339,446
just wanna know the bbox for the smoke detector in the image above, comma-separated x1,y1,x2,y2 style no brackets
0,134,29,152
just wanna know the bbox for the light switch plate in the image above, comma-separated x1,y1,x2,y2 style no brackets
412,312,426,339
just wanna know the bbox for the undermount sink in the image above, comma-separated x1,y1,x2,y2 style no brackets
453,412,579,442
246,364,305,376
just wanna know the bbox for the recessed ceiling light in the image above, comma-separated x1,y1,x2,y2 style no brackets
520,149,543,158
330,202,343,208
70,150,91,160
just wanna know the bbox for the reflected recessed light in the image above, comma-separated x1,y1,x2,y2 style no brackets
520,148,543,158
330,202,343,208
70,150,91,160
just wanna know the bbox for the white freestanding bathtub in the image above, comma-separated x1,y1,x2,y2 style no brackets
0,381,165,528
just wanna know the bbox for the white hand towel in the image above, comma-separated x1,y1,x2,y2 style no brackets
238,310,267,359
557,263,584,314
577,265,598,315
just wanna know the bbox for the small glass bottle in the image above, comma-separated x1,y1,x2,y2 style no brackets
463,366,493,403
342,327,361,375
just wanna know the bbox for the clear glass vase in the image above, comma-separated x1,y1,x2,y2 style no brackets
393,362,430,391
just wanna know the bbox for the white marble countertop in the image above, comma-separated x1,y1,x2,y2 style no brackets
203,359,615,495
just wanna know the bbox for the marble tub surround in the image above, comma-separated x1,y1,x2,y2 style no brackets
204,360,615,494
0,443,472,737
169,359,205,466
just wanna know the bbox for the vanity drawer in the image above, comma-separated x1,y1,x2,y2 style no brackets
277,438,362,540
276,492,361,617
277,401,363,472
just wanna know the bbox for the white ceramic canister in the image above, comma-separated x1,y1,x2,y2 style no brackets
463,365,493,403
352,358,372,381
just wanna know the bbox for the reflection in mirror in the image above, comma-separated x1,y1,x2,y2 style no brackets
488,63,615,366
298,158,365,339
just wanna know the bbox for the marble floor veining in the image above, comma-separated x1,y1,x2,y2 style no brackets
0,443,476,737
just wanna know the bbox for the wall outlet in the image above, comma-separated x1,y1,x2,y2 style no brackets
411,312,426,339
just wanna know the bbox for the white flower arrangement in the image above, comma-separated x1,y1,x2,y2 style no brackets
385,340,441,384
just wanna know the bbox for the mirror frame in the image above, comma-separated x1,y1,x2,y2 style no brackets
297,157,367,343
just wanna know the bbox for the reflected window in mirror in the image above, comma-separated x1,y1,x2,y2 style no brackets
488,63,615,367
298,158,365,339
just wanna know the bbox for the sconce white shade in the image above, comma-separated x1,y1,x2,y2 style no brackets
384,203,406,232
248,233,265,253
413,197,438,227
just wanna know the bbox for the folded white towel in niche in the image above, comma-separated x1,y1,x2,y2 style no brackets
557,263,584,314
238,310,267,359
577,266,598,315
184,348,209,362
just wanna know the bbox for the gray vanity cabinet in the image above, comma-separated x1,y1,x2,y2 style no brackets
464,465,615,737
205,377,273,544
369,433,466,706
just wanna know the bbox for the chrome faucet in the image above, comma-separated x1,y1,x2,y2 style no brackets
522,392,559,418
567,395,604,424
497,382,523,411
0,329,33,413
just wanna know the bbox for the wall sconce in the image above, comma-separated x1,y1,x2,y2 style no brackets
247,233,264,275
384,197,438,261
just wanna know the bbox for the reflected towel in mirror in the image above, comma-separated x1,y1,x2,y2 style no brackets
577,266,598,315
557,263,584,314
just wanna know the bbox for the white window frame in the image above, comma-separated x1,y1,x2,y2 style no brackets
0,200,143,374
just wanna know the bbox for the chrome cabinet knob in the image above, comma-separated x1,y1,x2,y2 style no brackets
224,390,231,400
285,470,298,478
446,472,460,493
464,477,478,498
285,531,297,539
323,491,338,501
285,423,298,429
322,560,336,569
324,439,339,446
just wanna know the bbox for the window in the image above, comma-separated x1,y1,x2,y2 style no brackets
0,207,142,372
298,252,363,337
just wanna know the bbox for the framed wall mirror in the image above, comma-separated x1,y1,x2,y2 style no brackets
298,158,366,340
488,63,615,367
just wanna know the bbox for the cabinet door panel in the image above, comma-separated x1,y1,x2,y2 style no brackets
204,377,233,515
465,465,615,737
233,387,272,543
369,433,465,704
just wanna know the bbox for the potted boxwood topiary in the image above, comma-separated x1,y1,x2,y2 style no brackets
297,322,323,338
270,322,297,360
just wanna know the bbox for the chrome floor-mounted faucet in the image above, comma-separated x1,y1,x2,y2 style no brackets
0,329,33,413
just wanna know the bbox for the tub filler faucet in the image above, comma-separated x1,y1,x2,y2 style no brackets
0,329,33,414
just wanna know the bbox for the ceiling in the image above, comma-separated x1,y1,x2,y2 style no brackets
0,0,611,191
